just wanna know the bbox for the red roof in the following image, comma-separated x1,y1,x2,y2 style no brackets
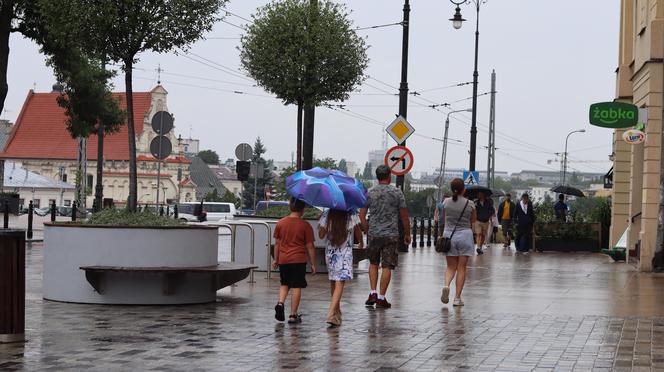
1,90,152,161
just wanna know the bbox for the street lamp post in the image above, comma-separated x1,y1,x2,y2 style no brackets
438,109,472,201
562,129,586,185
450,0,486,172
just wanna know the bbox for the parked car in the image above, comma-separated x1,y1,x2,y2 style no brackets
34,207,50,216
176,202,236,222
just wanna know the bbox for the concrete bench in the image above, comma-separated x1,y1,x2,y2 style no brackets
80,263,257,296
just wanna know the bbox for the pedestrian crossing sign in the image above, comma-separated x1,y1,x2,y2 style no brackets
463,171,480,185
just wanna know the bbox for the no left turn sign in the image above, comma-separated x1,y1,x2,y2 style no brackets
384,145,414,176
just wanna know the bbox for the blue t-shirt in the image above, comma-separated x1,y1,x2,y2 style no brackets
435,202,444,225
554,201,568,220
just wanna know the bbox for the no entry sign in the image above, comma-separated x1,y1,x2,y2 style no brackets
384,145,414,176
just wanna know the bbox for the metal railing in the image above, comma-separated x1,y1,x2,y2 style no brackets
238,220,273,280
213,222,256,283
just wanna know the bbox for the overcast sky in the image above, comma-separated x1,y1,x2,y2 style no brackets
4,0,618,176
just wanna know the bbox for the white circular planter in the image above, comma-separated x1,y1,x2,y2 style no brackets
43,223,219,305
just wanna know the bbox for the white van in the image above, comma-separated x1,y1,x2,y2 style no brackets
176,202,236,222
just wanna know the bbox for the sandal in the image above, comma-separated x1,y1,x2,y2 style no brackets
288,314,302,324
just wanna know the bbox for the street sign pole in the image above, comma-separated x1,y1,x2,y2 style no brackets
156,114,163,208
396,0,410,192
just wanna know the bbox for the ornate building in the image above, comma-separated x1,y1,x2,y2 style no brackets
0,85,196,207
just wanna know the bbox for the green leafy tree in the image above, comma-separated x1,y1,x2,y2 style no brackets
38,0,227,211
242,137,275,209
240,0,368,169
313,157,337,169
0,1,31,115
338,158,348,174
362,162,372,180
198,150,220,165
274,165,296,201
405,188,436,217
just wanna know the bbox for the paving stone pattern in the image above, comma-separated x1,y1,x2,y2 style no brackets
2,244,664,371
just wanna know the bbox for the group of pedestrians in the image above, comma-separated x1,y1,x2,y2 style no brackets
271,165,537,326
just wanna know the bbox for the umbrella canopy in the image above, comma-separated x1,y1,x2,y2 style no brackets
286,167,367,211
464,184,492,200
550,185,585,198
492,189,506,198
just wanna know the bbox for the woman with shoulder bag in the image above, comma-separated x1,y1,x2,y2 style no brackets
440,178,477,307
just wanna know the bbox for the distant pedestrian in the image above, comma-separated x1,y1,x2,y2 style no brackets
441,178,477,307
359,165,411,309
497,193,516,248
318,209,363,327
514,193,536,254
554,194,568,222
474,191,495,255
433,196,446,231
273,198,317,324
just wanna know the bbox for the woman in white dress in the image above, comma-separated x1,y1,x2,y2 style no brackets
318,209,363,327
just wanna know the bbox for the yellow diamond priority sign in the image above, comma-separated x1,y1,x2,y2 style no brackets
386,115,415,144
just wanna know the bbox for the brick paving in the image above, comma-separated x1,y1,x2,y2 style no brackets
3,244,664,371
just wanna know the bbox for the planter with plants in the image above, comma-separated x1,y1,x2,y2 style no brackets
43,209,224,305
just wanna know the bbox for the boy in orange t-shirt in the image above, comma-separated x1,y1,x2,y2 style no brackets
272,198,316,324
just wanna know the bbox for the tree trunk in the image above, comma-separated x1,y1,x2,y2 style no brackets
296,100,303,170
302,105,315,170
0,1,13,116
124,60,138,212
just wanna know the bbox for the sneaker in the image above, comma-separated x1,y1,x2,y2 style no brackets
274,303,285,322
288,314,302,324
476,248,484,255
453,298,464,307
441,286,450,304
375,298,392,309
365,293,378,307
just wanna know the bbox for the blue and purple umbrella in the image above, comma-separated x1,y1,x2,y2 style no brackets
286,167,368,211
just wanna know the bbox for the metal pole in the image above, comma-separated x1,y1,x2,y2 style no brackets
437,116,450,202
469,2,481,172
94,124,104,212
155,114,164,208
487,70,497,189
253,163,258,212
27,201,33,240
3,200,8,228
396,0,410,190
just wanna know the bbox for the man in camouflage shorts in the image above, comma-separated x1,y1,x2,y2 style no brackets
359,165,411,309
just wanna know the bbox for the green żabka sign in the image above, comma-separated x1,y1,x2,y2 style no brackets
589,102,638,128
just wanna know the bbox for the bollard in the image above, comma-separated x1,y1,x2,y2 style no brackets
3,200,8,228
159,206,164,216
174,204,179,220
419,217,425,247
166,205,170,217
411,218,417,248
71,201,77,222
50,200,56,222
0,230,26,343
27,201,33,240
426,218,432,247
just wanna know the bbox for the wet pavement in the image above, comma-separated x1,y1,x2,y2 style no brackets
2,243,664,371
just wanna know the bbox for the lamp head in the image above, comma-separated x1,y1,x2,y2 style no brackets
450,6,465,29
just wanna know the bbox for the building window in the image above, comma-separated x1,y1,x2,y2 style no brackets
87,174,94,187
19,199,24,209
32,199,40,208
48,199,56,207
62,174,67,183
64,200,71,207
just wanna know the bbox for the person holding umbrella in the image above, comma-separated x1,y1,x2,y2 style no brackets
318,209,363,327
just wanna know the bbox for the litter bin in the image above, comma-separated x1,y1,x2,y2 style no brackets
0,229,25,343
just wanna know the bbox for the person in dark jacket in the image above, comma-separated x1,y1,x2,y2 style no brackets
497,193,516,248
514,193,536,254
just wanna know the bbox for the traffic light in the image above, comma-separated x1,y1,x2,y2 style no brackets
236,161,250,181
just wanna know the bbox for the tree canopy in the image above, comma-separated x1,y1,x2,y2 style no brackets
240,0,368,107
198,150,220,165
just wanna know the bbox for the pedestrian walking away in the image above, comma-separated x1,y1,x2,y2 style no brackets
497,193,516,248
441,178,477,307
433,196,446,232
359,165,411,309
318,209,363,327
272,198,317,324
473,191,495,255
514,193,536,254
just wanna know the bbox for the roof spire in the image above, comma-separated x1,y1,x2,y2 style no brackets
156,64,163,85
